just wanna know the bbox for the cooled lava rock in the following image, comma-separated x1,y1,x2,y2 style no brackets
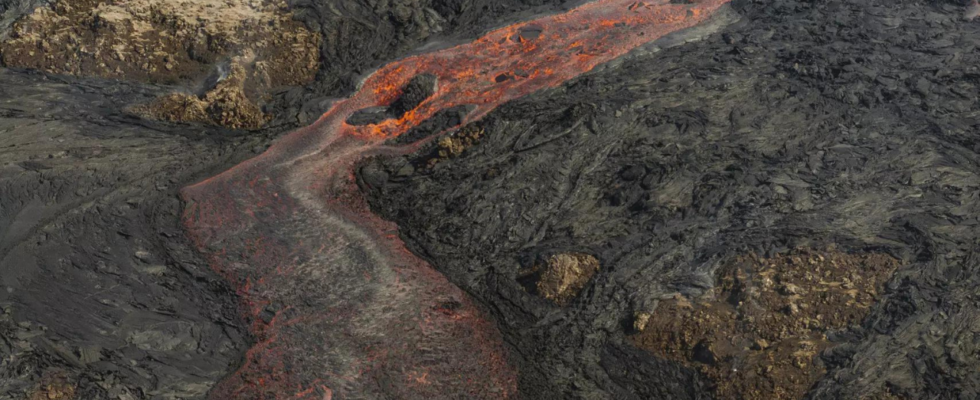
389,73,439,118
363,0,980,398
346,106,393,125
347,74,441,126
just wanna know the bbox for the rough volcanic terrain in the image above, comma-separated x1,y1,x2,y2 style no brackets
1,0,980,399
179,0,734,398
0,0,321,85
0,0,581,397
364,0,980,398
0,70,256,399
0,0,321,129
631,248,900,399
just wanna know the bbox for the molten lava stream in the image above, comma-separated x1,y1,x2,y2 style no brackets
181,0,730,398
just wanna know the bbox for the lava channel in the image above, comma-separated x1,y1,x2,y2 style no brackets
181,0,730,398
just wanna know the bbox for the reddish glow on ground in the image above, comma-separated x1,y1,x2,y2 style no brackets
181,0,730,398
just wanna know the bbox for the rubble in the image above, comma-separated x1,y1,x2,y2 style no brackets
0,0,320,85
532,252,601,305
132,61,270,130
630,249,899,399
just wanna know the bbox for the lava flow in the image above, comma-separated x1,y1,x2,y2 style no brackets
181,0,730,398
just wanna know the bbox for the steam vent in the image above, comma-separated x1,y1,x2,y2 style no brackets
1,0,978,398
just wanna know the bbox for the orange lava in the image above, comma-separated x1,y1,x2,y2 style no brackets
181,0,730,398
340,0,730,141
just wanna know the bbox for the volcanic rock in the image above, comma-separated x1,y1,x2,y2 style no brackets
132,61,271,129
0,0,321,85
631,249,899,399
362,1,980,398
346,106,393,126
534,252,600,306
389,73,439,118
4,0,980,398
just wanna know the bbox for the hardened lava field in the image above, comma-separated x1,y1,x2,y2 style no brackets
3,0,980,399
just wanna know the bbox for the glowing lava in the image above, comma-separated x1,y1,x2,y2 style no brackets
182,0,730,398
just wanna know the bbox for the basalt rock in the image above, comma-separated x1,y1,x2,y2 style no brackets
363,0,980,398
389,73,439,118
347,73,441,126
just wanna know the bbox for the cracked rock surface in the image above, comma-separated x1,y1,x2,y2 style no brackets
364,0,980,398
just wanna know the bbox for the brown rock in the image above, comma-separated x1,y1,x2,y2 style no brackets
535,252,600,306
629,248,900,400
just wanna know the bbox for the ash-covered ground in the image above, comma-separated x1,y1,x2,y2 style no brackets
1,0,979,399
